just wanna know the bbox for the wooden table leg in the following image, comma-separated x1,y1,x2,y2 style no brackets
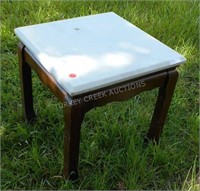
145,70,178,143
18,42,36,123
63,105,86,180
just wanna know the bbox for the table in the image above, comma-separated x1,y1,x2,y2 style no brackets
14,12,186,180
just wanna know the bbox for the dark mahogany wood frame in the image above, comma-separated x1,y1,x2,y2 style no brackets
18,42,179,180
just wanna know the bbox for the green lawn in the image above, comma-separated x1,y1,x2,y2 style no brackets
1,0,199,190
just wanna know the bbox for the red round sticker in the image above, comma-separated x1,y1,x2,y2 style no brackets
69,73,77,78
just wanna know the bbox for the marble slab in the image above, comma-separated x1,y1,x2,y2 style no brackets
15,12,186,96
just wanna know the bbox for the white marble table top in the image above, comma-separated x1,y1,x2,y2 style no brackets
15,12,186,96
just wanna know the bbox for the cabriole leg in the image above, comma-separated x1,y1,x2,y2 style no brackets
145,70,178,143
18,42,36,122
63,105,85,180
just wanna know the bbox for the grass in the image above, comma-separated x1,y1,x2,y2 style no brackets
0,0,199,190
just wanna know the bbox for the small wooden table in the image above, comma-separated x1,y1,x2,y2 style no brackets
15,12,186,180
